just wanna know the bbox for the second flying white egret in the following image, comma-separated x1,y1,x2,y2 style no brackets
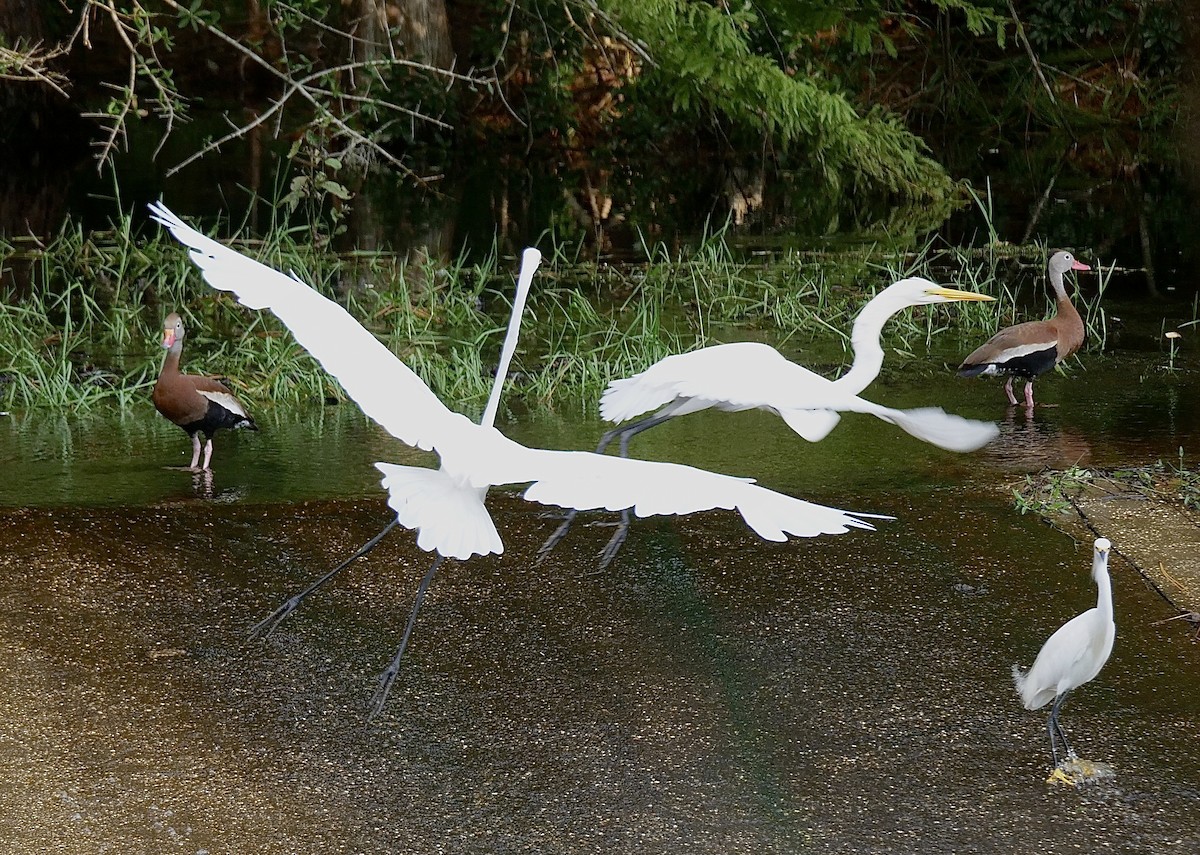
1013,537,1115,768
539,278,1000,566
149,202,886,714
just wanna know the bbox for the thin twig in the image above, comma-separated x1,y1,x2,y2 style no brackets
0,43,71,98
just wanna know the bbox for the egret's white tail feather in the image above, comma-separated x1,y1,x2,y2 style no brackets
376,463,502,560
1012,663,1027,693
883,406,999,452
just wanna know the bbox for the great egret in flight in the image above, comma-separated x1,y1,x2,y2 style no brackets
958,250,1091,408
539,277,999,566
149,203,884,714
1013,537,1115,767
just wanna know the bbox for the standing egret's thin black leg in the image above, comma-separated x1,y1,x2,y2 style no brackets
369,555,445,719
1046,691,1072,766
250,518,400,639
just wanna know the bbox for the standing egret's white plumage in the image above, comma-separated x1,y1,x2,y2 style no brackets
1013,537,1115,767
149,202,883,713
539,278,1000,566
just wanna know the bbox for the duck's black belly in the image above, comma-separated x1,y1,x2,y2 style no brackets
994,346,1058,380
180,399,256,439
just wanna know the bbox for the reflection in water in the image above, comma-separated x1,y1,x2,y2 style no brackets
981,406,1093,474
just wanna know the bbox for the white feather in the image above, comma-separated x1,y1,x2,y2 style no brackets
198,389,249,417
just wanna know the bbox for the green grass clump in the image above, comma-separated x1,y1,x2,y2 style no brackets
1,213,1098,415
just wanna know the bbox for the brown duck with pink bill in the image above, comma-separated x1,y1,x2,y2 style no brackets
957,251,1091,408
152,312,257,470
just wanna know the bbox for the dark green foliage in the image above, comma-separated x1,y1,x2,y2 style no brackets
596,0,997,200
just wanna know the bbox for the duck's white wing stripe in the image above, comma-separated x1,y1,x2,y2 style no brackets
150,202,455,451
197,389,249,417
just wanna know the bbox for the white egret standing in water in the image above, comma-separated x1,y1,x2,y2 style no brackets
540,278,999,566
150,203,885,715
1013,537,1115,767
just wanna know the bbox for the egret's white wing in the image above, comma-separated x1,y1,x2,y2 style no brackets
601,343,816,423
150,202,456,450
880,406,999,452
450,428,882,541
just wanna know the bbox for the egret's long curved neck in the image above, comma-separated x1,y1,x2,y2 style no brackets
830,290,901,395
480,248,541,429
1093,553,1113,621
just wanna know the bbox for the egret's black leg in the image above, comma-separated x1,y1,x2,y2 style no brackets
533,424,627,564
597,509,632,569
536,410,676,566
535,508,582,565
250,518,400,639
369,555,445,719
592,424,625,455
591,414,678,566
615,412,676,457
1047,692,1072,765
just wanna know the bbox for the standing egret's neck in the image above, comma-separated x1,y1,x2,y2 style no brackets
480,248,541,429
831,289,905,395
1093,551,1113,621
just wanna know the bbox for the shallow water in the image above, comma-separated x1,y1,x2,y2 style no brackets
2,321,1200,851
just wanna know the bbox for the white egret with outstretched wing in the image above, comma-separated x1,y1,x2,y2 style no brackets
150,202,884,714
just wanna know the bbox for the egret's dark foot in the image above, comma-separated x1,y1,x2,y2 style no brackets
248,518,400,641
535,509,579,565
367,555,444,720
249,596,303,639
596,510,631,569
369,649,405,720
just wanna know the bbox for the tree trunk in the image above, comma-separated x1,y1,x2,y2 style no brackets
392,0,454,69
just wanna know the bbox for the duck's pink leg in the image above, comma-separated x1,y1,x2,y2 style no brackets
189,434,203,469
201,439,214,471
1024,380,1036,409
1004,376,1019,405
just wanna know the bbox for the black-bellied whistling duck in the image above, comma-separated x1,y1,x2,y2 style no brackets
957,250,1091,408
152,312,257,470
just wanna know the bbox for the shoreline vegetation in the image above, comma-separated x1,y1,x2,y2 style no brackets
0,213,1108,414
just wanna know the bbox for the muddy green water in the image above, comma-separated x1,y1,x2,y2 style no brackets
1,337,1200,852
